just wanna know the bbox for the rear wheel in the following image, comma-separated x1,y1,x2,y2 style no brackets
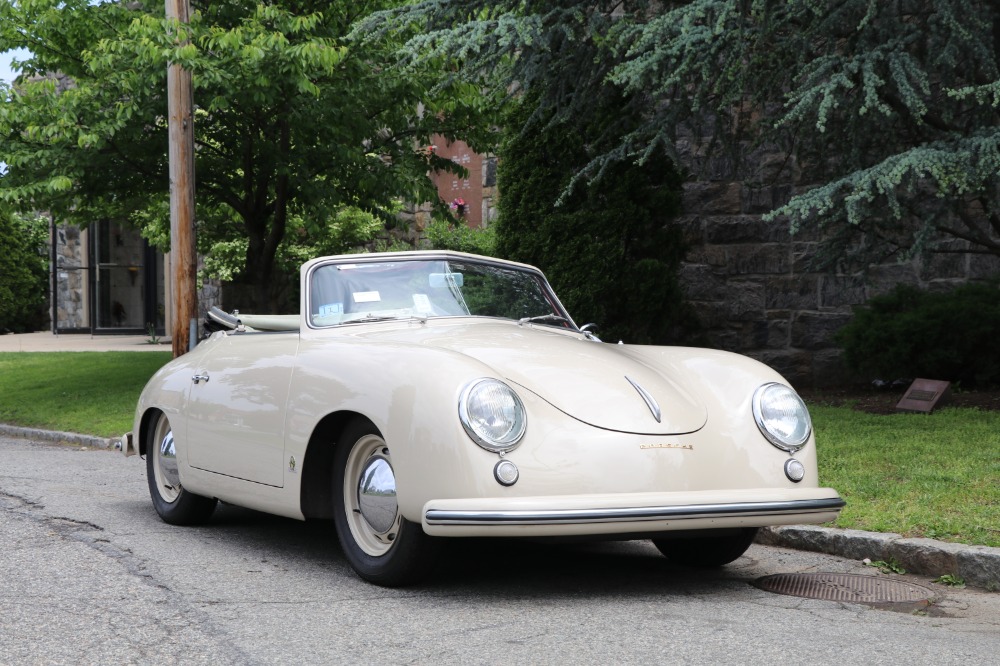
146,412,217,525
653,528,759,567
332,417,438,586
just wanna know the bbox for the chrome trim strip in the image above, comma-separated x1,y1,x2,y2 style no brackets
425,498,846,526
625,375,662,423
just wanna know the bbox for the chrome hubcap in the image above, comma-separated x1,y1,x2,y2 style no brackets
357,456,398,534
153,417,181,503
343,434,401,556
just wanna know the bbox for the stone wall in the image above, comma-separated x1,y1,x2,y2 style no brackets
53,223,88,330
676,159,1000,388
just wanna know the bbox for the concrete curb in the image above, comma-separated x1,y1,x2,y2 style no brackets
0,424,117,450
758,525,1000,591
2,425,997,591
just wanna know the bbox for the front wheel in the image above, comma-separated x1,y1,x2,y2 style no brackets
146,412,217,525
332,418,438,586
652,528,759,567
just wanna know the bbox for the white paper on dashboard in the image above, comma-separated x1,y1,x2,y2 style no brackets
413,294,432,312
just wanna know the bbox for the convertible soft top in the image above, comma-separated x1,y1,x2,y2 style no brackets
204,306,299,333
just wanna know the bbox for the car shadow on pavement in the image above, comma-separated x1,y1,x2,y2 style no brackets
167,503,751,598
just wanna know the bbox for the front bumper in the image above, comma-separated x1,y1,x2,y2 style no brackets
422,487,845,537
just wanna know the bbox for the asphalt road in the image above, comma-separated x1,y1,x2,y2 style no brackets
2,435,999,666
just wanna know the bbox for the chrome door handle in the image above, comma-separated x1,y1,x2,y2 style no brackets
192,374,210,384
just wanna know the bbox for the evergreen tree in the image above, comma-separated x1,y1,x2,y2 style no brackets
496,92,695,345
357,1,1000,267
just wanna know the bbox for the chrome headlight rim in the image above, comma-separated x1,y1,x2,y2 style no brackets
752,382,812,453
458,378,527,453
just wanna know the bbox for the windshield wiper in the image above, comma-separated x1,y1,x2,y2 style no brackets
342,314,403,324
517,314,569,326
342,314,428,325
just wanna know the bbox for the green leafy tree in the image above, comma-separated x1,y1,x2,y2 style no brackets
0,0,493,310
0,206,48,333
357,1,1000,269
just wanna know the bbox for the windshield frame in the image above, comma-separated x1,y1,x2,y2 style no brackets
304,252,577,331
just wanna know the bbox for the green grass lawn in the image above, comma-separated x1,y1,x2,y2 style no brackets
0,352,171,438
813,405,1000,548
1,351,997,547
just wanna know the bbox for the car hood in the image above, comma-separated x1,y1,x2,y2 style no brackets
349,321,707,435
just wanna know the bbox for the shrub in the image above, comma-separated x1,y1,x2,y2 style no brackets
425,217,496,256
835,281,1000,386
0,208,49,333
494,92,701,345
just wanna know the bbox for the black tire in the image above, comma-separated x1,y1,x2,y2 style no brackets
332,417,438,586
146,411,217,525
652,528,759,567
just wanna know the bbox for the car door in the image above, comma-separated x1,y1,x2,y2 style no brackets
185,332,298,487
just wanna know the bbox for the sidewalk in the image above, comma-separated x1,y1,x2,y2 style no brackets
0,331,172,352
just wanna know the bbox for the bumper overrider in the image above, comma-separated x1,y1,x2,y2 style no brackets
422,488,845,537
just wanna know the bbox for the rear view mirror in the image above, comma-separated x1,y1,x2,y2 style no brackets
429,272,464,288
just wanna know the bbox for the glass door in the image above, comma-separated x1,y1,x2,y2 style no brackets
92,220,162,333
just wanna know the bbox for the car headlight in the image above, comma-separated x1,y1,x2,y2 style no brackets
459,378,527,453
752,382,812,452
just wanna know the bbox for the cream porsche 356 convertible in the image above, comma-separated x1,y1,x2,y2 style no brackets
121,250,844,586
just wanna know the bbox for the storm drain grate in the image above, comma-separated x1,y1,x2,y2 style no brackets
755,573,934,604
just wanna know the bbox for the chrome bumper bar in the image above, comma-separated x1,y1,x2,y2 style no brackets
425,497,846,527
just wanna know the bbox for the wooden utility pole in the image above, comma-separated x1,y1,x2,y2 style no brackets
166,0,196,357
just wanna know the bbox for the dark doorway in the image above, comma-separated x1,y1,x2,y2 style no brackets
90,220,164,333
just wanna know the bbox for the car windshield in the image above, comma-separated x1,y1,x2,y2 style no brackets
309,258,571,328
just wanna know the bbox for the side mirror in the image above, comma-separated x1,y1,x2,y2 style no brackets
580,323,601,342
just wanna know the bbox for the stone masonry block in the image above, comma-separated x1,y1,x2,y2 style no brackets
682,181,743,216
866,263,919,298
701,244,790,275
723,281,766,320
763,320,789,349
690,301,731,329
765,275,819,310
747,349,811,384
675,216,706,245
957,546,1000,590
888,538,965,577
677,263,721,301
968,253,1000,280
741,184,794,215
757,526,898,563
704,215,791,244
791,312,852,350
819,275,867,309
752,150,800,182
920,250,967,281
